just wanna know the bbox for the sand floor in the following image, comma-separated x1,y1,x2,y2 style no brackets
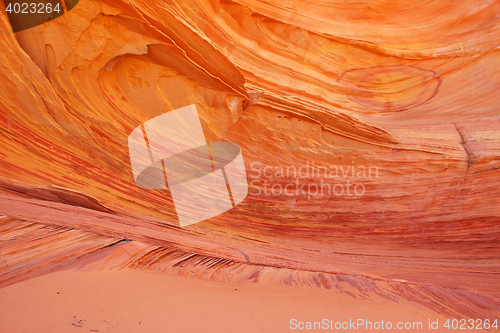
0,268,453,332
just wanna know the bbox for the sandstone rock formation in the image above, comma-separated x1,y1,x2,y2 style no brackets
0,0,499,319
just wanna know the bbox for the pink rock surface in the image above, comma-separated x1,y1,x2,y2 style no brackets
0,0,499,326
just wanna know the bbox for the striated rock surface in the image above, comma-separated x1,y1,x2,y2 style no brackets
0,0,499,319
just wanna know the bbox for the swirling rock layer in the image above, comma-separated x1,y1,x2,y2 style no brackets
0,0,499,319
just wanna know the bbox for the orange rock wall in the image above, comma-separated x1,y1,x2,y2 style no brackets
0,0,499,318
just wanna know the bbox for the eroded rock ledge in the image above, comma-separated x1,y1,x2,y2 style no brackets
0,0,499,318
